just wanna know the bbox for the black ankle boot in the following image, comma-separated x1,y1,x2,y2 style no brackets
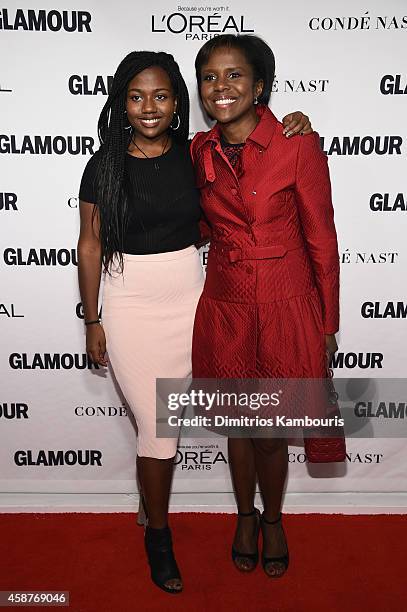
144,525,182,594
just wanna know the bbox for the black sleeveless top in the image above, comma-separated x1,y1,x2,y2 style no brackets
79,141,201,254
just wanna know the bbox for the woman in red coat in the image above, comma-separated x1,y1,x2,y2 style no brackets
191,35,340,578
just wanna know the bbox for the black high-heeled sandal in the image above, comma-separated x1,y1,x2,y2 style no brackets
144,525,183,594
260,512,289,578
231,508,261,572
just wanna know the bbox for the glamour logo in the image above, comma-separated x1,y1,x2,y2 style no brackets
76,302,102,320
3,248,78,266
68,75,113,96
0,192,17,210
340,250,398,264
355,402,407,419
380,75,407,95
361,302,407,319
331,352,383,369
0,402,29,419
272,78,329,93
9,353,99,370
75,405,128,417
76,302,84,319
174,447,227,470
151,11,254,40
309,13,407,30
0,303,24,318
320,136,402,156
0,135,94,155
0,9,91,31
14,449,102,466
370,193,406,212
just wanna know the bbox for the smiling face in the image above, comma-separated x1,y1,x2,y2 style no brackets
199,46,263,125
125,65,177,140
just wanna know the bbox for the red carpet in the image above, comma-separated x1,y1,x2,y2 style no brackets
1,512,405,612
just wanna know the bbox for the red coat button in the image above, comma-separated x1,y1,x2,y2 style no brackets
246,265,253,274
231,188,238,196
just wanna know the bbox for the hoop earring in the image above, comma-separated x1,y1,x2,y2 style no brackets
123,109,132,130
170,112,180,131
253,97,258,105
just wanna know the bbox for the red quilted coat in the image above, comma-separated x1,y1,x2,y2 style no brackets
190,105,340,380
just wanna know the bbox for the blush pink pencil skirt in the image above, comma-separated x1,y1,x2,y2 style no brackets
102,245,204,459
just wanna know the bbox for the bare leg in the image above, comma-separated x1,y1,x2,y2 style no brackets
136,455,182,591
253,438,289,577
228,438,259,571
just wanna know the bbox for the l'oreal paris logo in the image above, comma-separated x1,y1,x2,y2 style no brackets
151,11,254,40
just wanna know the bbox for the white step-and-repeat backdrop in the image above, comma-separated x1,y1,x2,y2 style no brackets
1,0,406,506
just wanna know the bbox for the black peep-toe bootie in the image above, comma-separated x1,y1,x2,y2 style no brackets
144,525,183,594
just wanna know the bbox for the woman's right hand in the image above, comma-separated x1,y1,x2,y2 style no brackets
86,323,108,366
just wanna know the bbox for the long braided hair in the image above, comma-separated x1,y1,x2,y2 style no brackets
95,51,190,273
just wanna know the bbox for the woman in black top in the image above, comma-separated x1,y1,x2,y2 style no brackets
77,50,312,594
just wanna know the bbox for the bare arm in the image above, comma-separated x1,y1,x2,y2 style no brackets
77,201,107,366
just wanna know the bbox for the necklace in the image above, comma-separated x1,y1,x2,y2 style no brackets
131,133,170,170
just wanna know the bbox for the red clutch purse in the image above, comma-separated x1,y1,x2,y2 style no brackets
303,358,346,463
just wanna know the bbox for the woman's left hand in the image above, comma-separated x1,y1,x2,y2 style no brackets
282,112,312,137
325,334,338,360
